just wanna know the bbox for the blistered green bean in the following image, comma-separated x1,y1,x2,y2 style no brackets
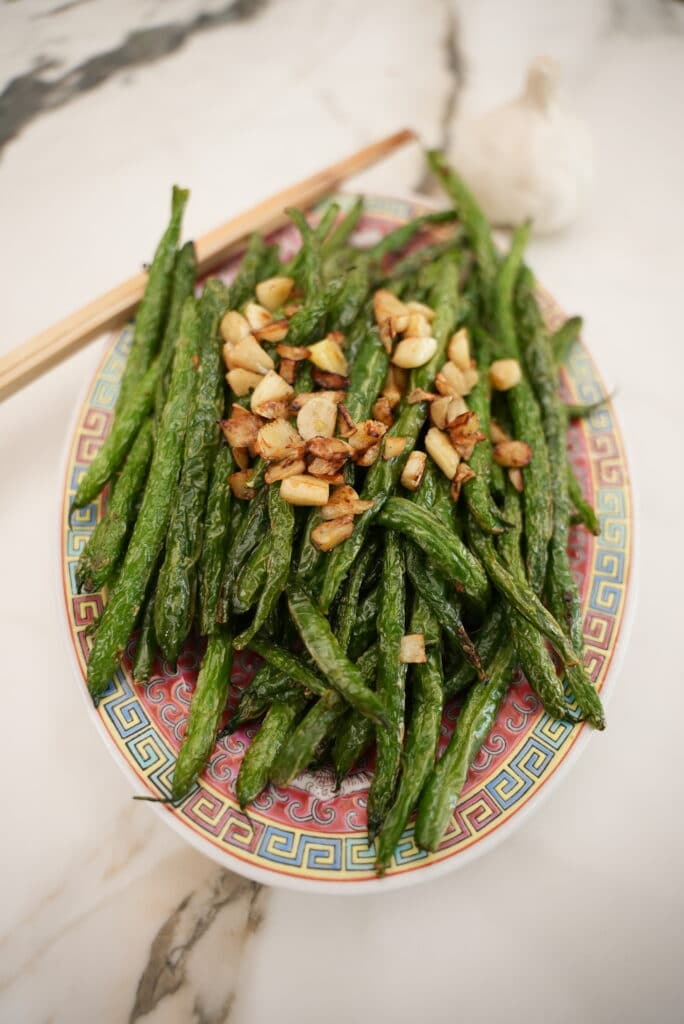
552,316,583,366
567,462,600,536
198,444,234,634
155,282,226,662
415,638,515,852
154,241,197,420
172,629,232,800
87,299,200,701
287,582,388,726
376,594,444,874
367,532,407,839
72,360,158,510
236,694,308,807
76,418,154,592
117,185,188,411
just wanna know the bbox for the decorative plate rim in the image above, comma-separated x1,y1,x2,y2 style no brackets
56,191,636,893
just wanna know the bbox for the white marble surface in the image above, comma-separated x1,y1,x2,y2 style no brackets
1,1,683,1021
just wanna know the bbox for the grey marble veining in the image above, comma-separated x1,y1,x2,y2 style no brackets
131,870,266,1023
0,0,269,156
610,0,684,33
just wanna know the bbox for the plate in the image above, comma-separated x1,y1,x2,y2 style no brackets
59,193,633,892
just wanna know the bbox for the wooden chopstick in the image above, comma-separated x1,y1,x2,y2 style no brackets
0,128,417,403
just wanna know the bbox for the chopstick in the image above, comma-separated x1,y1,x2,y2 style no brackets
0,128,417,403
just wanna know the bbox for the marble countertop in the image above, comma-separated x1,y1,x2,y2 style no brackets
1,1,683,1021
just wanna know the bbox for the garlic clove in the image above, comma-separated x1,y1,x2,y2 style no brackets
446,56,593,234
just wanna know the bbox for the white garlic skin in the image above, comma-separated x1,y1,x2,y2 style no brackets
448,57,594,234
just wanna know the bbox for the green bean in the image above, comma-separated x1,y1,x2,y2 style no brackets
405,254,460,394
322,196,363,255
154,241,197,420
467,518,580,668
367,532,407,839
296,515,324,583
345,329,389,422
322,246,359,282
563,660,606,730
330,257,371,330
463,328,509,533
230,494,245,537
498,485,567,719
514,611,569,717
76,418,154,592
117,185,188,411
565,394,611,420
236,693,308,806
567,462,600,536
270,690,343,786
249,640,330,698
294,359,314,396
381,238,462,286
332,569,380,778
271,646,378,786
376,595,444,874
229,233,279,309
343,302,373,364
417,258,450,297
346,584,380,661
443,603,506,696
87,298,200,702
377,498,489,606
411,456,441,510
551,315,583,366
226,663,293,734
216,488,268,624
332,708,373,785
407,463,482,675
314,201,341,243
415,638,515,851
283,204,335,286
494,224,552,592
319,258,461,610
284,276,343,348
367,210,458,262
246,455,267,488
132,581,158,684
72,360,158,509
427,150,498,286
233,534,271,614
231,684,302,734
234,483,294,650
155,282,226,663
548,548,606,727
171,629,233,800
287,581,388,726
198,443,234,634
517,268,605,729
489,461,506,499
335,542,379,654
286,206,323,298
404,544,485,680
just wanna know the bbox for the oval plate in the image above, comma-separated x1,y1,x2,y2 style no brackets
60,194,633,892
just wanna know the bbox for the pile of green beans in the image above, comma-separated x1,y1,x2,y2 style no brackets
78,168,606,874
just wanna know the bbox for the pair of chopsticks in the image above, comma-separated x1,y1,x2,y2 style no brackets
0,128,417,403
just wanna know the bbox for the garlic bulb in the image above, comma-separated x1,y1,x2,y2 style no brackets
447,57,593,234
